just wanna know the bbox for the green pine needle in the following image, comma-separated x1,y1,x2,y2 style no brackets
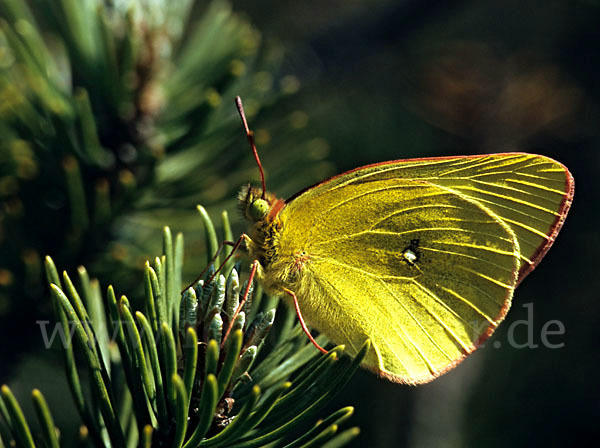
0,213,361,447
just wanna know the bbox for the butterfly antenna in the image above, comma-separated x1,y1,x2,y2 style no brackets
235,96,267,200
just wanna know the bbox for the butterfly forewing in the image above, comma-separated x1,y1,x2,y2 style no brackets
292,153,573,283
277,178,520,383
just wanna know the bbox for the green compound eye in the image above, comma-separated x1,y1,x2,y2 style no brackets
250,198,269,221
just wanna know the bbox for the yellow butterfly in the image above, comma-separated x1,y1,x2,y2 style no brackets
232,97,574,385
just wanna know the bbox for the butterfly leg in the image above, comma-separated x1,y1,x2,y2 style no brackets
282,287,328,354
182,234,248,293
221,259,259,348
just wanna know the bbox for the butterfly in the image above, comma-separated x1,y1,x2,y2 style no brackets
229,97,574,385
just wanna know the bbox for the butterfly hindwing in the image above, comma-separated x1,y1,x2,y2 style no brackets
277,178,520,383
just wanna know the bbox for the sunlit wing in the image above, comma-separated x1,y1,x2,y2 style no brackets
286,153,574,283
278,178,520,383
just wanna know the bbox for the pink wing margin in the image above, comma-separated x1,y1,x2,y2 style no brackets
284,152,574,384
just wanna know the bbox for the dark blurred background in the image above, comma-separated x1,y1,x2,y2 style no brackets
231,0,600,446
3,0,600,446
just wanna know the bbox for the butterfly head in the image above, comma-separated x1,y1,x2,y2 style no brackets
238,184,284,223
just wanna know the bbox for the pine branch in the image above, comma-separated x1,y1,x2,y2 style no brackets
0,210,361,447
0,0,331,367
